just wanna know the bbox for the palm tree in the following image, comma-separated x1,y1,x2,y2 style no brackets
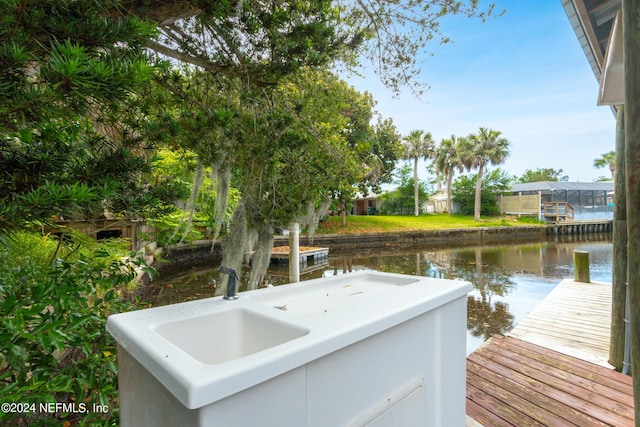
402,130,435,216
593,151,616,181
435,135,465,214
461,127,510,221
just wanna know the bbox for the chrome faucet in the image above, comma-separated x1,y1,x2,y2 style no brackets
220,266,239,300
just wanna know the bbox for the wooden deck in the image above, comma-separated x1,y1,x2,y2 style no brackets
467,335,634,426
466,279,635,426
509,279,612,367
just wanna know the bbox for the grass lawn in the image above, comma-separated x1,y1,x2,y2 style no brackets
315,214,544,235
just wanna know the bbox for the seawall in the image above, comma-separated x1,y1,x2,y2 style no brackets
285,226,549,250
161,225,550,266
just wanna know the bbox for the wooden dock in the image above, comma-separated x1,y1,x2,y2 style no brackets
270,246,329,264
466,279,635,425
546,219,613,235
509,279,612,367
467,335,634,426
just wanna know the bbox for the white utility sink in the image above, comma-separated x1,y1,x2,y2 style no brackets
153,308,309,364
107,271,473,426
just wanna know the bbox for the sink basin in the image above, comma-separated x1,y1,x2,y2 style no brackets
248,272,420,315
154,308,309,364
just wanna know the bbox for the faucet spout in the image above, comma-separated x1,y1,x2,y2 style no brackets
220,266,239,300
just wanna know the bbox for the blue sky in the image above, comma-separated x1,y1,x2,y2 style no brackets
343,0,616,183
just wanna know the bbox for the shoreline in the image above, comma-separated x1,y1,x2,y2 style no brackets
160,223,614,267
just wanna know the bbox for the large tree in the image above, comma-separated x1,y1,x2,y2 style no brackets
121,0,500,287
459,127,510,221
402,130,435,216
223,69,395,287
152,66,395,288
435,135,465,214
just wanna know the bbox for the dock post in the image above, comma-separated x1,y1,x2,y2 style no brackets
288,223,300,283
573,250,590,283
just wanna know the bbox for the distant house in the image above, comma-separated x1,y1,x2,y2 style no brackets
509,181,614,219
426,189,450,214
352,193,382,215
354,189,455,215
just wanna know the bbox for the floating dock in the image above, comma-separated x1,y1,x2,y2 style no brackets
270,246,329,264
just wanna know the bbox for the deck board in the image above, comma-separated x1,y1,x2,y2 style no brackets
467,336,634,426
467,278,634,426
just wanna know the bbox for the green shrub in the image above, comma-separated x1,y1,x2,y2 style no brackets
0,232,149,426
452,169,513,216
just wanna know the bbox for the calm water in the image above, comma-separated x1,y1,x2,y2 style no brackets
151,235,613,354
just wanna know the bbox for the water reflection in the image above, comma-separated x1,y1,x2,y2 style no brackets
151,235,612,354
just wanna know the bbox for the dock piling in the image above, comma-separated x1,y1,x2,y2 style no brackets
573,250,591,283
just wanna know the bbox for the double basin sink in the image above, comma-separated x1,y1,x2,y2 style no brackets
106,271,472,409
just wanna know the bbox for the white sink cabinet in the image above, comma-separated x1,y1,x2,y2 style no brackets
107,271,472,426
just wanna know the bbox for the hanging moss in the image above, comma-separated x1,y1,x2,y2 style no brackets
211,163,231,245
178,160,204,244
248,223,274,290
167,158,205,244
219,198,248,296
298,198,332,243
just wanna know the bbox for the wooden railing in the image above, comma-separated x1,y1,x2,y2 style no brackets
542,202,575,223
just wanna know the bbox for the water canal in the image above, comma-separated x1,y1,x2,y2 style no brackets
150,234,613,354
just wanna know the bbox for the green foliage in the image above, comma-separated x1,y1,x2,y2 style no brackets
149,212,206,247
452,169,513,216
0,232,147,426
140,0,348,85
402,130,435,162
366,118,404,193
379,164,429,215
152,66,395,231
513,216,545,225
0,0,159,235
518,168,569,183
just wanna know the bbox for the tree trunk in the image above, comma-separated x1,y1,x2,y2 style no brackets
611,105,627,370
414,157,419,216
623,1,640,422
474,162,484,221
341,206,347,227
447,169,454,214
